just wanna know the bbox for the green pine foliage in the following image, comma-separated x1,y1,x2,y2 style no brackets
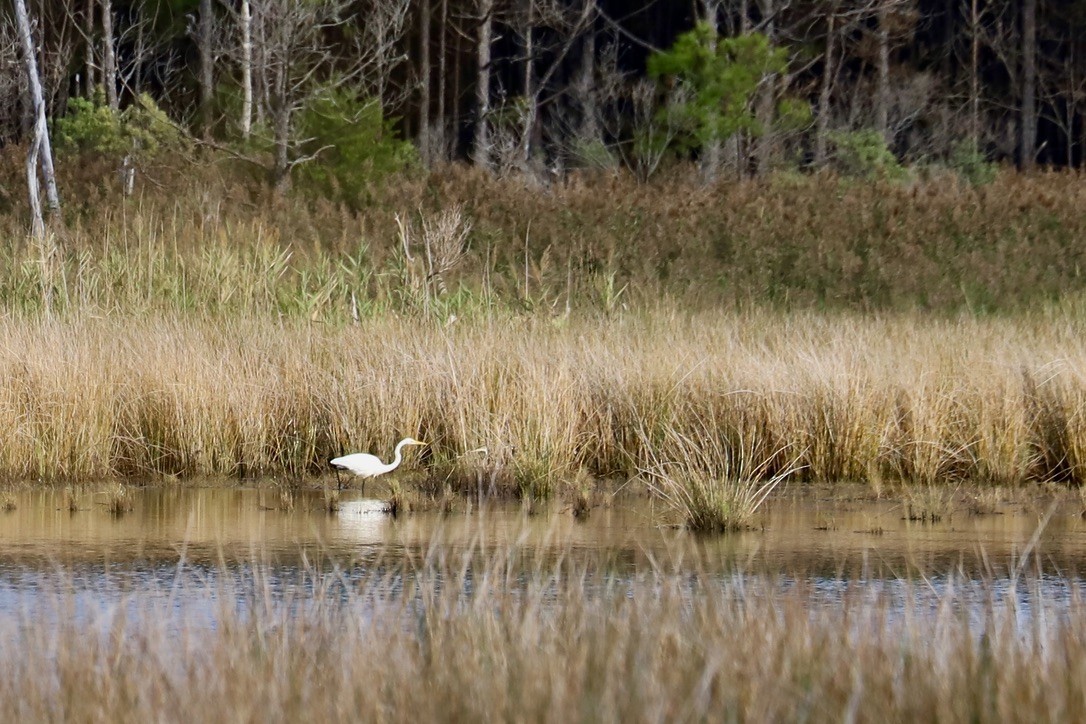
647,25,801,152
829,129,907,181
294,87,417,205
949,140,998,186
54,94,184,159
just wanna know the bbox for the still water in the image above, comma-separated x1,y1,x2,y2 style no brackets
0,485,1082,623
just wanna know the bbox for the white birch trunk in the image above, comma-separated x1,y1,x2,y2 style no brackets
100,0,118,110
520,2,535,170
14,0,59,223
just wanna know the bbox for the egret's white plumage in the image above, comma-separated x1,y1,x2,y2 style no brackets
330,437,427,479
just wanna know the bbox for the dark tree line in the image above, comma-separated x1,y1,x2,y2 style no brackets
8,0,1086,187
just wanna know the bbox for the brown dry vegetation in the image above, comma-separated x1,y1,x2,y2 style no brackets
4,161,1086,316
2,165,1086,517
3,311,1086,496
1,548,1083,722
2,164,1084,717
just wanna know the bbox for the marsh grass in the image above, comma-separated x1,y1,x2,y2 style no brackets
640,422,805,531
4,169,1086,494
903,483,959,523
0,544,1084,722
970,487,1008,516
322,487,340,514
4,312,1086,497
100,482,133,516
5,166,1086,318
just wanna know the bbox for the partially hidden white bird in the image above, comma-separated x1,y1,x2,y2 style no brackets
330,437,427,491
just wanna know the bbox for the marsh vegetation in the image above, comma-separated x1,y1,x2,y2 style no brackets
7,0,1086,713
6,310,1086,525
1,169,1085,532
0,514,1081,724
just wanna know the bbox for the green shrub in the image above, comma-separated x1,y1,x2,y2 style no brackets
55,96,125,155
647,27,791,151
121,95,184,157
829,129,907,181
294,87,417,205
949,140,998,187
570,138,618,171
54,94,183,159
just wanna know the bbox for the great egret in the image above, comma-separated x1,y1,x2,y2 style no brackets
330,437,427,492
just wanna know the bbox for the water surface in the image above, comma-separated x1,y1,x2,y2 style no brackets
0,486,1081,571
0,485,1081,624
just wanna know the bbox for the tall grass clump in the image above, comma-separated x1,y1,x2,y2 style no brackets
101,482,133,515
639,415,803,531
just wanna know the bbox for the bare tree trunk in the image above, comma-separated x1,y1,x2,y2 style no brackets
875,0,890,141
730,0,750,178
14,0,60,306
419,0,432,165
1069,48,1078,168
100,0,117,109
473,0,494,171
436,0,448,159
814,6,837,167
576,22,599,143
452,8,462,151
273,68,290,190
240,0,252,138
134,12,144,95
699,0,722,183
84,0,96,98
1021,0,1036,170
754,0,776,176
199,0,214,137
253,0,267,129
520,0,535,170
24,128,43,239
969,0,979,148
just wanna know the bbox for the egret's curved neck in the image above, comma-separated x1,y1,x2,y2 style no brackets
387,439,411,473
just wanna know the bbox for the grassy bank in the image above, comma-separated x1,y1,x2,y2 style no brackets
5,162,1086,315
2,549,1082,722
4,311,1086,498
2,165,1086,504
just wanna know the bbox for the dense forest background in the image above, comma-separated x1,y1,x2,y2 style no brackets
5,0,1086,196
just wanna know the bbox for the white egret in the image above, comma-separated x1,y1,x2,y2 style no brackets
330,437,427,492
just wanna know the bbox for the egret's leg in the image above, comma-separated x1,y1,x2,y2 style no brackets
334,468,343,491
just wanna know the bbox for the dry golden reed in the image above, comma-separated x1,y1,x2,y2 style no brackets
0,310,1085,496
